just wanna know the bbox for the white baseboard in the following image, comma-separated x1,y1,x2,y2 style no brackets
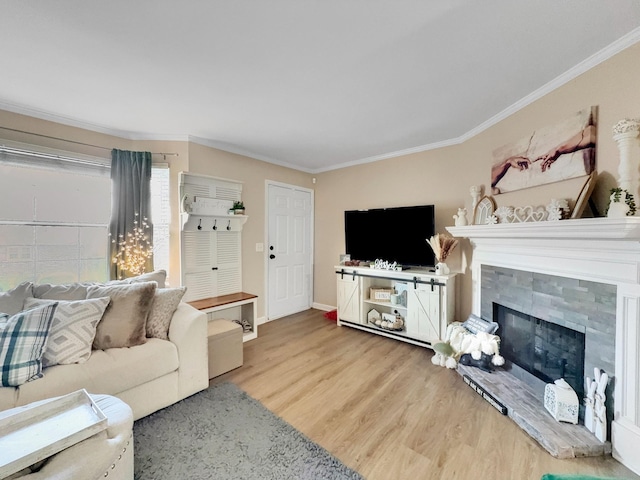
312,302,335,312
613,419,640,475
260,305,336,324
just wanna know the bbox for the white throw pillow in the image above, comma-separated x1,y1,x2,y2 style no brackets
24,296,110,367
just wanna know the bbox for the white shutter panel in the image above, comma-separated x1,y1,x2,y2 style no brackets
216,231,241,294
182,231,218,302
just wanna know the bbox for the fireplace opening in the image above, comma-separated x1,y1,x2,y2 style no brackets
494,303,586,404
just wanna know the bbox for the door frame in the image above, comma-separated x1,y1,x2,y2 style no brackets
264,180,314,323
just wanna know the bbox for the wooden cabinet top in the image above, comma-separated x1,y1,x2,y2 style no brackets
187,292,257,311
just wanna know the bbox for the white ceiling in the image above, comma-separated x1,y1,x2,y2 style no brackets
1,1,640,173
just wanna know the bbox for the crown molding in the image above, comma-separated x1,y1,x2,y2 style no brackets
317,27,640,172
459,26,640,143
309,136,464,173
0,100,154,140
186,136,314,173
0,27,638,174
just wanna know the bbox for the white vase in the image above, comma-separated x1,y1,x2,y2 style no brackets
607,201,629,218
435,262,450,275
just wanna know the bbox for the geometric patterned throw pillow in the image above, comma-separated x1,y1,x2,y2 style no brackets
146,287,187,340
0,303,57,387
23,297,110,367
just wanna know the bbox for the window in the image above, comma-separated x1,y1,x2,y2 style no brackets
150,165,171,275
0,149,111,291
0,143,171,292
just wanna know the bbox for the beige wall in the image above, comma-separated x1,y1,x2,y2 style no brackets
0,111,311,319
315,42,640,318
314,144,467,308
0,110,190,289
1,41,638,321
186,143,312,318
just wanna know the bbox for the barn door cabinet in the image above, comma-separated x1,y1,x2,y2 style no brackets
336,273,361,323
335,266,455,348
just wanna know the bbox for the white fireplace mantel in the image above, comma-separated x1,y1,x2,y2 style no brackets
448,217,640,240
449,218,640,287
447,217,640,475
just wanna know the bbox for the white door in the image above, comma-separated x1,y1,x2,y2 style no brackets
267,183,313,320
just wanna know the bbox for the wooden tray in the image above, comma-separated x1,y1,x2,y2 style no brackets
0,389,107,478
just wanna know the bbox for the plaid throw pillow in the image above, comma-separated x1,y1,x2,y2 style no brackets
0,303,57,387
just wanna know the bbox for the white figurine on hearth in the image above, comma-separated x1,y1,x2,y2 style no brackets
584,376,596,432
593,368,608,442
544,378,579,424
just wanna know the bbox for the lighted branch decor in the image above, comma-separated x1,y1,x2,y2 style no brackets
111,214,153,278
427,233,458,264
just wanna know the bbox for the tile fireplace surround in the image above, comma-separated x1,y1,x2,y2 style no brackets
448,218,640,476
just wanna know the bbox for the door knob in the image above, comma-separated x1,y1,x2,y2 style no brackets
270,254,276,259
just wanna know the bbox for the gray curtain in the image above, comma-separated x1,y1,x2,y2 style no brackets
109,149,154,280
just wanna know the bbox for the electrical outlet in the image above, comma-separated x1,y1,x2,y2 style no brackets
256,243,264,252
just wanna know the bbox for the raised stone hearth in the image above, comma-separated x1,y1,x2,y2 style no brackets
481,264,616,425
448,218,640,475
457,364,610,458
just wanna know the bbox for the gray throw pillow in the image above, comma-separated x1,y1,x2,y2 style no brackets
0,282,34,315
87,282,157,350
33,282,95,301
147,287,187,340
107,270,167,289
462,314,499,335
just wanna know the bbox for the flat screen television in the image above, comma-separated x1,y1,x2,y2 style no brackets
344,205,436,268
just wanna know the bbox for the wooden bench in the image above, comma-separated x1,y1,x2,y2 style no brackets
188,292,258,342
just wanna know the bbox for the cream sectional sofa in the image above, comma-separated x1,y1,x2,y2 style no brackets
0,272,209,420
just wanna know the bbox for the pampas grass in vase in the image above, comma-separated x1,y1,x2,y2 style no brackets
427,233,458,275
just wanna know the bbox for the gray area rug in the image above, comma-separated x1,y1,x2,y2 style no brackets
134,382,363,480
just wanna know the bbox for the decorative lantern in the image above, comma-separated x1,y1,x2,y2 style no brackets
544,378,579,424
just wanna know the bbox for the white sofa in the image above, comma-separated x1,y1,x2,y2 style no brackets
0,274,209,421
0,302,208,420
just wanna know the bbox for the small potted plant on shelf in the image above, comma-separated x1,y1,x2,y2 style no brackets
232,201,245,215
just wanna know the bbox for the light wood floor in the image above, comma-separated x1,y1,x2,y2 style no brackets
213,309,639,480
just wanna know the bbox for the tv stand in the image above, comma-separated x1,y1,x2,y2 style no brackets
335,266,455,348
